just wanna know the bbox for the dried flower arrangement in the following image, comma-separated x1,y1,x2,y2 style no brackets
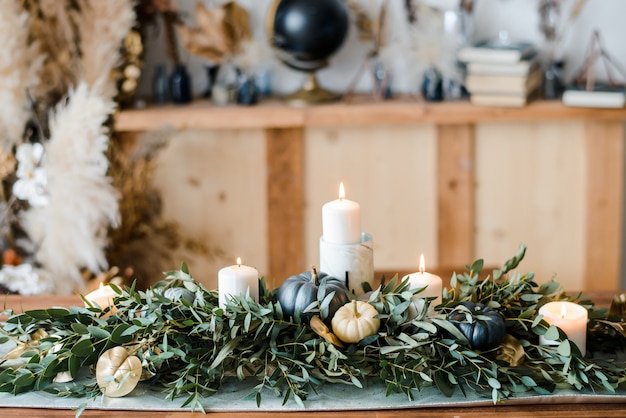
0,0,185,295
176,1,252,65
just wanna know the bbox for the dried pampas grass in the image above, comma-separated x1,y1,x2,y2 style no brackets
74,0,136,99
21,83,120,294
25,0,78,112
0,0,43,153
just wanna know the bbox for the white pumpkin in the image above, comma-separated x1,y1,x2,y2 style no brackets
96,346,142,397
331,300,380,344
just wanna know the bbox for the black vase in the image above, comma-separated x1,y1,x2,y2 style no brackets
543,61,565,100
421,67,444,102
170,65,192,104
203,64,220,98
237,74,258,106
152,64,169,104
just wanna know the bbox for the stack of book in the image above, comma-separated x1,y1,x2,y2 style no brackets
458,40,540,107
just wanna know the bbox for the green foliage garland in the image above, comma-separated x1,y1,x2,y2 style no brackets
1,244,625,412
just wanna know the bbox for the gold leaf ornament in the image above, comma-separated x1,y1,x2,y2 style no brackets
496,334,525,367
608,293,626,321
3,329,49,360
310,316,345,348
96,347,142,397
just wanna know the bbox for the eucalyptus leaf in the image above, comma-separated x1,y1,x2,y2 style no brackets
70,339,94,357
544,325,560,341
557,340,571,357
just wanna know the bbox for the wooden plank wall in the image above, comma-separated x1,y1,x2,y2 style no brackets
116,102,626,292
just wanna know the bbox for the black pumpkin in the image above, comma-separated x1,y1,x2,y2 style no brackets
447,302,506,350
277,268,349,323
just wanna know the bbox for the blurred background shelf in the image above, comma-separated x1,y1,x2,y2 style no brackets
115,99,626,131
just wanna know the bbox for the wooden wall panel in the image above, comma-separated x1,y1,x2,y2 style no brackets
474,122,586,290
583,121,625,291
266,128,304,287
436,124,475,268
153,130,268,289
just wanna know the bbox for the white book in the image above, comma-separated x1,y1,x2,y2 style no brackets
458,40,536,64
465,69,542,95
562,85,625,108
467,58,539,77
470,94,530,107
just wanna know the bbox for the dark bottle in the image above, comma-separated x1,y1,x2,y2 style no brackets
170,64,192,104
421,67,444,102
543,61,565,100
236,74,258,106
152,64,169,104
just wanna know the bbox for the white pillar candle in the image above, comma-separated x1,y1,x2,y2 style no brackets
403,254,443,308
539,301,588,355
320,232,374,295
218,257,259,309
322,182,361,245
84,284,117,309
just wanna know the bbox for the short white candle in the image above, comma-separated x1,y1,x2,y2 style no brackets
85,284,117,309
539,301,588,354
218,257,259,309
403,254,443,308
322,182,361,245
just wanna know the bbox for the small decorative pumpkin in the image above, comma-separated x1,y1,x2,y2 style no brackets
96,347,142,397
331,300,380,344
447,302,506,350
277,267,349,323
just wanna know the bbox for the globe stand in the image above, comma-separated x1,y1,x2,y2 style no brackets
284,72,340,106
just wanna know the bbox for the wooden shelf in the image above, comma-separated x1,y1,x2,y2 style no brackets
115,99,626,132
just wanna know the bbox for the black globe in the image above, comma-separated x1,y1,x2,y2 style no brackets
271,0,349,72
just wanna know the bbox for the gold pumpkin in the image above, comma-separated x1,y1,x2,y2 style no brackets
331,300,380,344
96,347,142,397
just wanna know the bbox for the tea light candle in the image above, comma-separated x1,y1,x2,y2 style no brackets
322,182,361,245
85,284,117,309
403,254,442,308
538,301,588,354
218,257,259,309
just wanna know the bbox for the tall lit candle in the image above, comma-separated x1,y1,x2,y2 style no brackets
322,182,361,245
218,257,259,309
403,254,443,308
539,301,587,354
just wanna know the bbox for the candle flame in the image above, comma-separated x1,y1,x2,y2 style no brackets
560,303,567,319
99,282,104,290
236,257,242,267
419,254,425,274
339,182,345,201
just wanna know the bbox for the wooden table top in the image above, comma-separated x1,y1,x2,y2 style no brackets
1,293,624,417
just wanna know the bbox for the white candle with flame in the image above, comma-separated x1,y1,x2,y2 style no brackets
218,257,259,309
85,283,117,309
322,182,361,245
538,301,587,354
403,254,443,308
